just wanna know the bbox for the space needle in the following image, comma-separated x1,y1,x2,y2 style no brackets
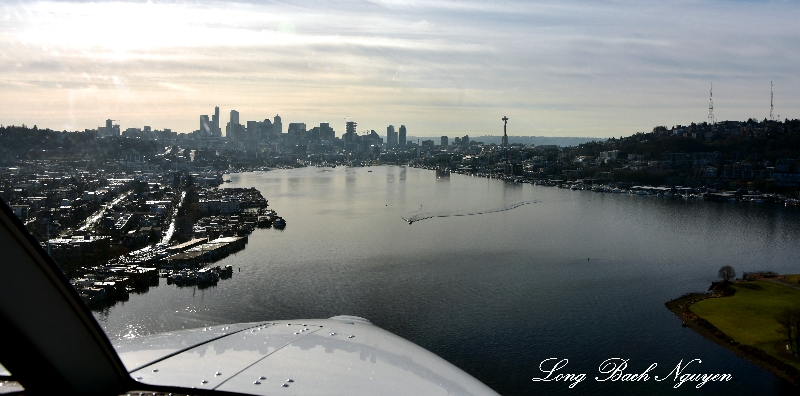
502,116,509,148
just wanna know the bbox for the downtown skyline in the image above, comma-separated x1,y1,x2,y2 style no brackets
1,0,799,137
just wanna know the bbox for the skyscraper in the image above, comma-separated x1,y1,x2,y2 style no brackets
399,125,407,147
258,119,273,142
246,120,258,141
212,106,221,136
319,123,335,141
227,110,240,141
273,115,282,135
200,115,211,133
200,107,222,136
440,136,448,147
344,121,358,145
387,125,397,147
288,123,306,142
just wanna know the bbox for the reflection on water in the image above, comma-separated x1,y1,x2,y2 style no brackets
94,166,800,395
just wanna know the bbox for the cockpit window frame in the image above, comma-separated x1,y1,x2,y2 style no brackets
0,198,254,395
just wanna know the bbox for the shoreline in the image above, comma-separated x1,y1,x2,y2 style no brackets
665,290,800,387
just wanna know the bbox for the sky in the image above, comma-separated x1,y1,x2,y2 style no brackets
1,0,799,138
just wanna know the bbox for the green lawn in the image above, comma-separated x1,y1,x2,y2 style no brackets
783,274,800,285
691,280,800,368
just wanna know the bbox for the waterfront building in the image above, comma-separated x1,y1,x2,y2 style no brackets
198,199,240,214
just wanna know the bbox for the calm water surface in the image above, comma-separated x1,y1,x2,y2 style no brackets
94,166,800,395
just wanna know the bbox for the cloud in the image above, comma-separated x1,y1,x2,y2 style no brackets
157,82,199,93
0,0,799,136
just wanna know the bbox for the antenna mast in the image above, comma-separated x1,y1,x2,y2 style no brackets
708,82,715,125
770,81,774,121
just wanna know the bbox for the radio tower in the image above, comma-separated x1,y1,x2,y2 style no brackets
708,82,715,125
770,81,774,121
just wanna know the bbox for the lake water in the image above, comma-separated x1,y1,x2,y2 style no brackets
94,165,800,395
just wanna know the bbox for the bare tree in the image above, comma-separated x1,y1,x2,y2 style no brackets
776,308,800,355
776,308,796,354
718,265,736,282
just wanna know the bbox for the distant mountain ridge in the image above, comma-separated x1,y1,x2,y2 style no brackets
406,135,604,147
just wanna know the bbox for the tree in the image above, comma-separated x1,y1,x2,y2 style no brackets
776,308,796,354
174,216,193,243
718,265,736,282
776,308,800,355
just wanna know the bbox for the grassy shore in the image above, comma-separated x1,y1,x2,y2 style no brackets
666,280,800,386
692,281,800,368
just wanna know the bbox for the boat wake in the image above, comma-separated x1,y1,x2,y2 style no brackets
402,200,539,225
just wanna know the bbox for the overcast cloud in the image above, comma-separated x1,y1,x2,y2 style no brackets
1,0,798,137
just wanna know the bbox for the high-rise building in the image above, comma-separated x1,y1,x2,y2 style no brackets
258,119,273,142
227,110,241,141
399,125,407,146
288,123,306,142
369,130,383,146
240,118,273,143
98,119,120,137
440,136,448,147
246,120,259,141
319,123,335,141
387,125,397,147
200,115,211,134
273,115,282,135
213,107,220,134
200,107,222,136
344,121,358,145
